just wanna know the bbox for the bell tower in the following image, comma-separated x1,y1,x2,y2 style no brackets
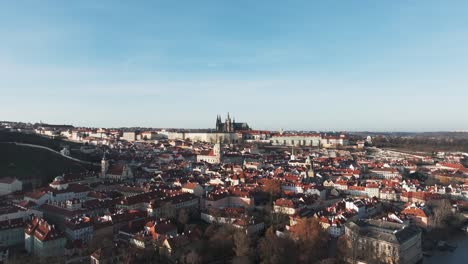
101,152,109,177
213,141,222,157
306,156,314,178
290,147,296,161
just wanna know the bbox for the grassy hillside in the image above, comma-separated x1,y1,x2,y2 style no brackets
0,131,82,150
0,131,102,163
0,143,97,188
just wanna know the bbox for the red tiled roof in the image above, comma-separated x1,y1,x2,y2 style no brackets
402,207,427,218
182,182,199,190
25,190,47,200
371,168,399,173
366,183,379,189
108,164,125,175
28,217,64,242
438,162,465,170
348,186,365,191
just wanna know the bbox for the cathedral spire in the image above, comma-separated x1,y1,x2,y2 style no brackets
216,115,222,132
224,112,232,132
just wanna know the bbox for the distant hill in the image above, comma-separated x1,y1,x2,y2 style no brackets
347,131,468,153
0,143,97,188
349,131,468,140
372,136,468,153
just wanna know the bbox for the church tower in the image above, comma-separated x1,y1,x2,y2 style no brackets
213,138,222,159
215,115,221,132
225,112,233,132
306,156,314,178
101,152,109,178
213,140,222,157
290,147,296,161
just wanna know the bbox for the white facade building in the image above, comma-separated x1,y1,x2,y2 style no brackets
122,132,136,142
0,177,22,195
270,134,321,147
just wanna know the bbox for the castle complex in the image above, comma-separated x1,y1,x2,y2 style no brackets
215,113,250,132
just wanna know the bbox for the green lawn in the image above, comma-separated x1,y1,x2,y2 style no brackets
0,143,97,187
0,130,102,162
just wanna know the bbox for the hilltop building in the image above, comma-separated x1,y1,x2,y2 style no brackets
161,114,249,143
215,113,250,132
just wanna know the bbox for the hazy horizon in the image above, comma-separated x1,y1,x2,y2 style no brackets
5,118,468,134
1,1,468,131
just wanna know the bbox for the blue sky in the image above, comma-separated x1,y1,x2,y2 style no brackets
1,1,467,131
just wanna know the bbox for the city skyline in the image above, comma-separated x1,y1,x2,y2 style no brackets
1,2,468,263
4,115,468,133
1,1,468,131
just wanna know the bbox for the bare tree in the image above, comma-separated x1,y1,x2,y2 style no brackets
233,230,251,258
178,208,190,226
428,199,453,228
338,229,359,264
293,217,328,262
258,227,298,264
185,250,202,264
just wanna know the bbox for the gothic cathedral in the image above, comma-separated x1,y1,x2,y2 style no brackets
215,113,250,132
